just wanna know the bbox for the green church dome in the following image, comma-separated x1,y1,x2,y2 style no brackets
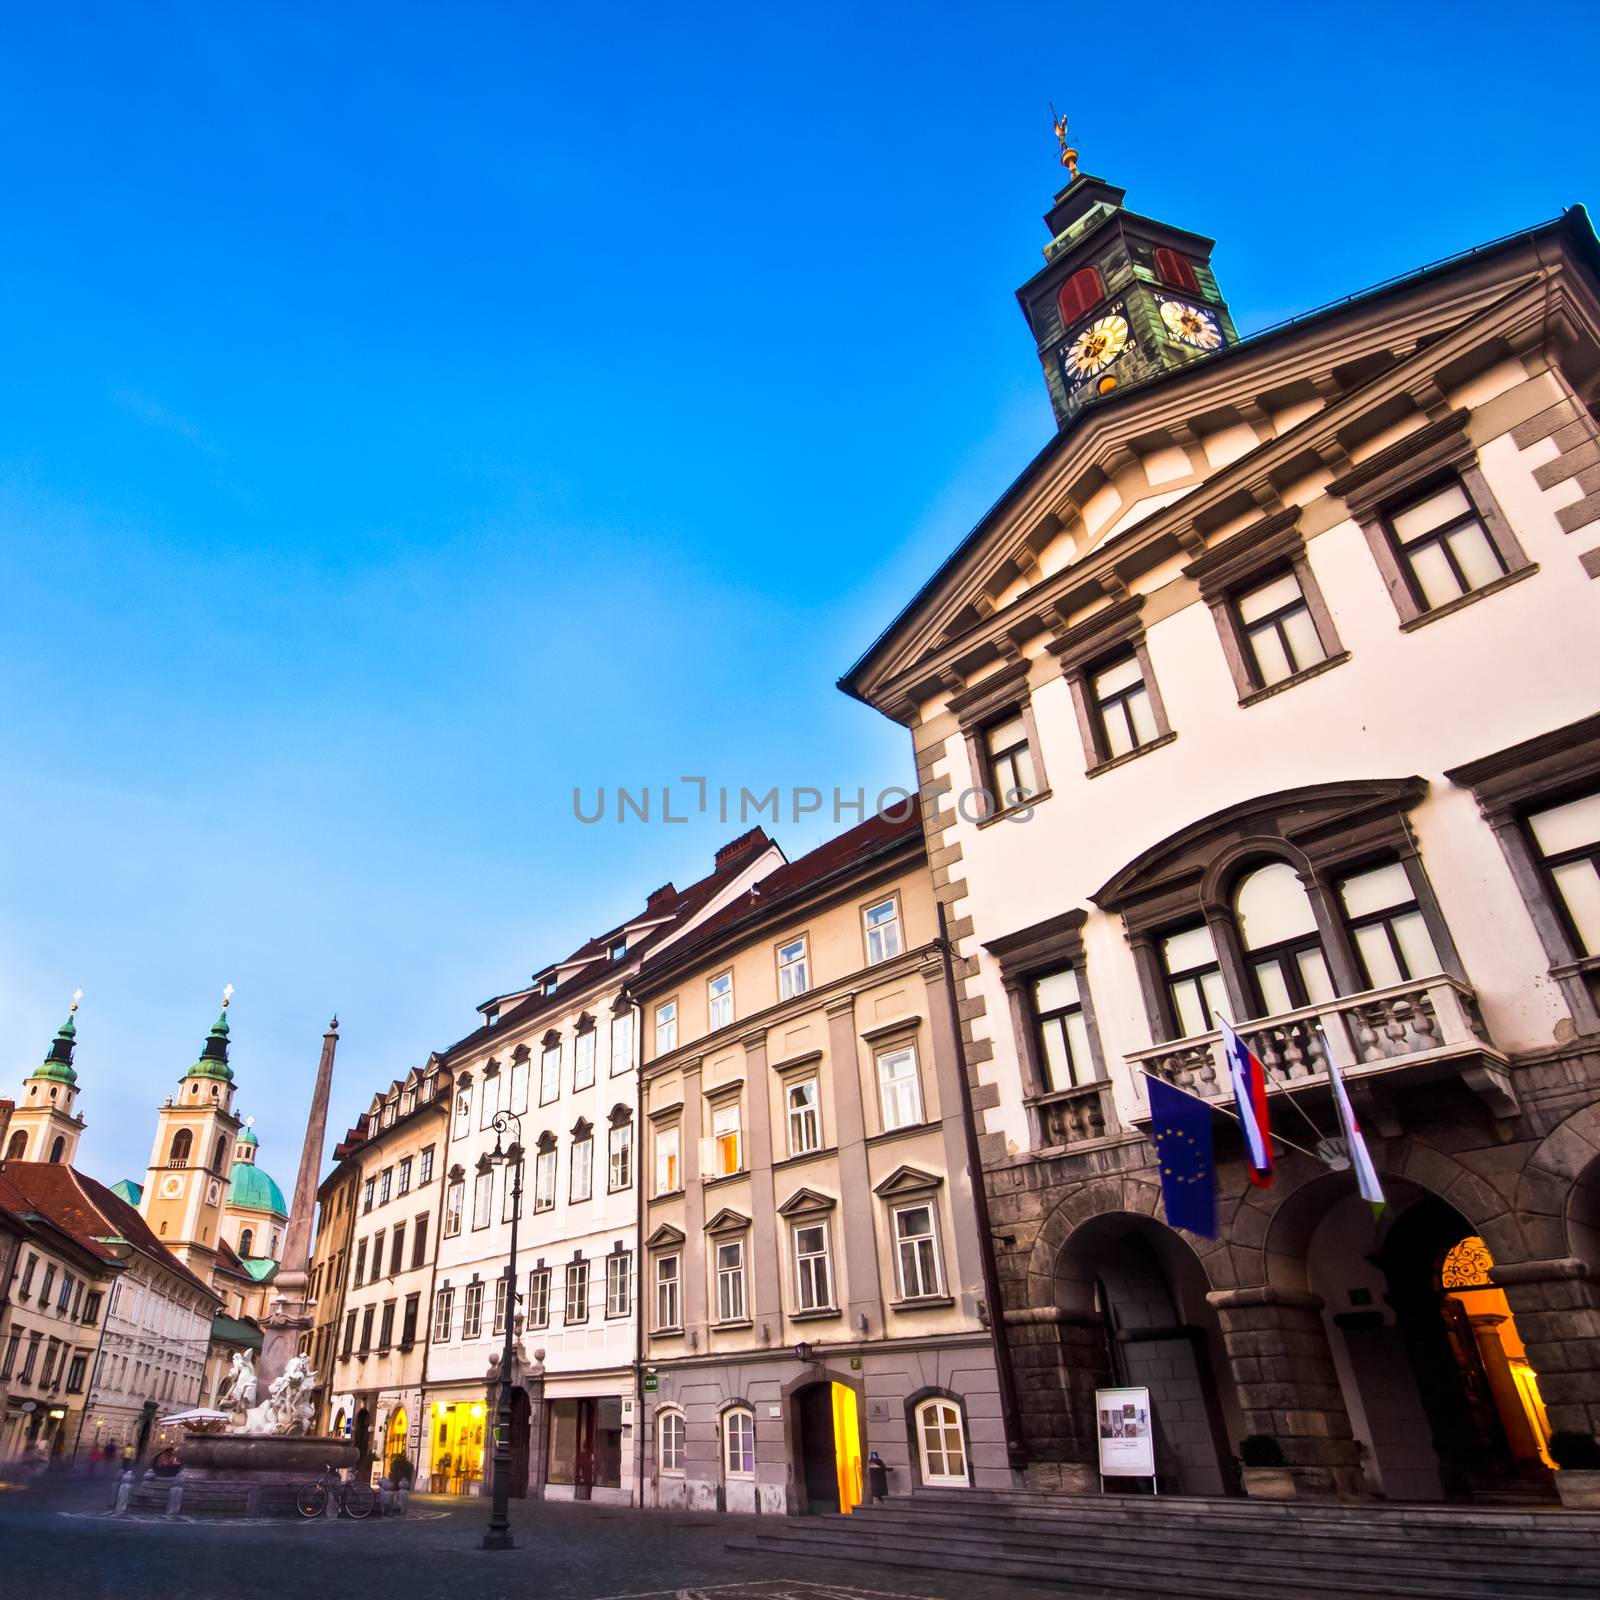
228,1159,287,1217
32,1009,79,1086
186,1005,235,1083
238,1125,258,1147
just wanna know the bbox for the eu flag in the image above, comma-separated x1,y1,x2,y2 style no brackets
1146,1076,1217,1238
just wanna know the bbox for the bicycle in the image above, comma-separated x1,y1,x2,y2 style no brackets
296,1463,375,1520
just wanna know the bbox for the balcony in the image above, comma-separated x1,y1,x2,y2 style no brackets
1127,975,1517,1128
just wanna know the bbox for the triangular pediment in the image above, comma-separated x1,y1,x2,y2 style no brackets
704,1207,751,1235
645,1223,685,1249
871,1164,944,1198
776,1185,836,1218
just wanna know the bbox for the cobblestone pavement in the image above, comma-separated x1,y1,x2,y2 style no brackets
0,1475,1066,1600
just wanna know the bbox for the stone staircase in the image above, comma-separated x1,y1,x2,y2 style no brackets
724,1486,1600,1598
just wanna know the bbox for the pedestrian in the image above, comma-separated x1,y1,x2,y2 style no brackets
867,1450,891,1505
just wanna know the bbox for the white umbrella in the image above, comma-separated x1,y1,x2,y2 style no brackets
157,1408,230,1429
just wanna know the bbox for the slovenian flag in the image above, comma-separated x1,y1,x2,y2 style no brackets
1220,1018,1273,1188
1325,1036,1386,1216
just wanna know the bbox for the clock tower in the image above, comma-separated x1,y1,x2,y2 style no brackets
138,991,242,1273
1015,161,1240,428
5,998,87,1166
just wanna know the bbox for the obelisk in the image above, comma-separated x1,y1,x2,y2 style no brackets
258,1017,340,1396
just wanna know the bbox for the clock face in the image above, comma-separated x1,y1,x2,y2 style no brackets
206,1179,222,1205
1064,312,1130,379
161,1173,184,1199
1158,297,1224,351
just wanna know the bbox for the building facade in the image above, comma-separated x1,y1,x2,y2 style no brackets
633,810,1008,1514
420,826,784,1501
842,173,1600,1499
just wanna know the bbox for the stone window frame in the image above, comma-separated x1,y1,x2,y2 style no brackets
705,1207,754,1329
948,658,1052,826
983,909,1117,1148
720,1401,757,1480
873,1165,953,1309
777,1186,841,1320
605,1242,633,1321
646,1225,686,1336
1181,508,1349,705
655,1404,688,1475
1329,410,1535,630
1047,595,1176,777
1444,712,1600,1034
1090,779,1464,1045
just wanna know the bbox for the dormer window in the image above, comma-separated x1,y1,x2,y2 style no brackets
485,1008,500,1028
610,938,627,961
1154,247,1200,293
1057,266,1104,328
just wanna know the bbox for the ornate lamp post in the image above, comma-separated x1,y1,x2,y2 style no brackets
482,1109,523,1551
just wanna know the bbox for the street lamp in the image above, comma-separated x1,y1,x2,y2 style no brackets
482,1109,523,1552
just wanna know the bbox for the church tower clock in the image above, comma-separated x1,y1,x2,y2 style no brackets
138,989,242,1272
4,996,88,1165
1016,123,1239,428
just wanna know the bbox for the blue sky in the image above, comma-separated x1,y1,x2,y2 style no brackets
2,1,1595,1193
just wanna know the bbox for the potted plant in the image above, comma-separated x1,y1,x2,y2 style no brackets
1550,1431,1600,1509
1238,1434,1296,1500
389,1452,415,1487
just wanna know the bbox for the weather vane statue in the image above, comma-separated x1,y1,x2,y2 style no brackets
1051,104,1080,180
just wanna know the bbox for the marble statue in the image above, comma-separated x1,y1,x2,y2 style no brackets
218,1350,258,1414
240,1352,317,1435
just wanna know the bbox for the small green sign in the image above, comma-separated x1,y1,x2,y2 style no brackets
642,1374,659,1392
850,1356,862,1370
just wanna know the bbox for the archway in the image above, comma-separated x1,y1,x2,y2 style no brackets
791,1380,863,1514
353,1407,371,1465
385,1406,408,1474
1055,1212,1238,1494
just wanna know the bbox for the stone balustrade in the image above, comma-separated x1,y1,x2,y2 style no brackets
1031,1081,1116,1149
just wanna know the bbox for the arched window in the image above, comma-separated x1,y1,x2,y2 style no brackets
239,1228,254,1258
722,1407,755,1477
6,1130,28,1160
48,1136,66,1164
1154,247,1200,293
169,1129,193,1167
658,1409,686,1472
214,1136,229,1172
1057,266,1104,328
1234,861,1335,1016
915,1398,970,1487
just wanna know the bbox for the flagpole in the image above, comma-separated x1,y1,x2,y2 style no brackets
1136,1069,1328,1166
1215,1011,1329,1147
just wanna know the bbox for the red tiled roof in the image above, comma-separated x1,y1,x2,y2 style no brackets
0,1162,218,1302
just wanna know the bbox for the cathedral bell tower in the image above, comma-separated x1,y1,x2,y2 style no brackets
4,995,87,1165
138,987,243,1270
1016,119,1240,428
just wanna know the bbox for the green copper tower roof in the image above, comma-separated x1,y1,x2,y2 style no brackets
32,1004,81,1087
186,1000,235,1083
228,1161,287,1219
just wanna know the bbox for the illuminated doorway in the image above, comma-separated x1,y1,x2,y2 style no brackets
431,1400,486,1495
385,1407,408,1473
794,1381,863,1515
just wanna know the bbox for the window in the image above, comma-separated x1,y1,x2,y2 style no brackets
0,1331,17,1379
18,1255,37,1298
378,1300,396,1350
527,1268,551,1329
65,1354,87,1393
608,1121,633,1191
1528,793,1600,957
379,1167,393,1205
169,1128,192,1166
1031,968,1095,1091
1234,862,1335,1016
786,1078,822,1155
610,936,627,961
1383,478,1508,612
444,1178,464,1237
1338,862,1443,986
1234,570,1326,688
711,1102,742,1175
390,1225,406,1276
397,1157,413,1196
793,1222,833,1311
362,1177,376,1213
1057,264,1103,326
81,1291,101,1327
493,1276,510,1336
359,1306,375,1353
401,1293,420,1348
915,1399,969,1486
372,1231,386,1279
570,1136,593,1202
354,1239,368,1286
656,1126,681,1194
574,1030,596,1090
876,1046,923,1131
540,1045,561,1105
655,1001,677,1056
472,1169,493,1229
433,1287,454,1342
501,1159,525,1222
777,936,810,999
610,1010,633,1076
606,1252,631,1318
419,1145,435,1185
534,1148,557,1211
724,1408,755,1477
1153,247,1200,293
658,1410,686,1472
19,1334,40,1382
715,1238,747,1322
1157,923,1227,1035
239,1227,255,1259
983,712,1039,810
893,1203,943,1299
655,1255,681,1330
565,1259,590,1324
1091,652,1158,758
454,1088,471,1137
382,1098,397,1128
480,1072,501,1129
708,972,734,1032
864,897,903,965
462,1281,484,1340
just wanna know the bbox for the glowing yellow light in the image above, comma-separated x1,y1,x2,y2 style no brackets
470,1403,484,1419
1097,376,1118,395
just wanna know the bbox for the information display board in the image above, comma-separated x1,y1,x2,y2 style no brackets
1095,1386,1155,1481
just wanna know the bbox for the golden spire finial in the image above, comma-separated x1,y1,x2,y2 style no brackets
1051,103,1080,180
71,988,82,1014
